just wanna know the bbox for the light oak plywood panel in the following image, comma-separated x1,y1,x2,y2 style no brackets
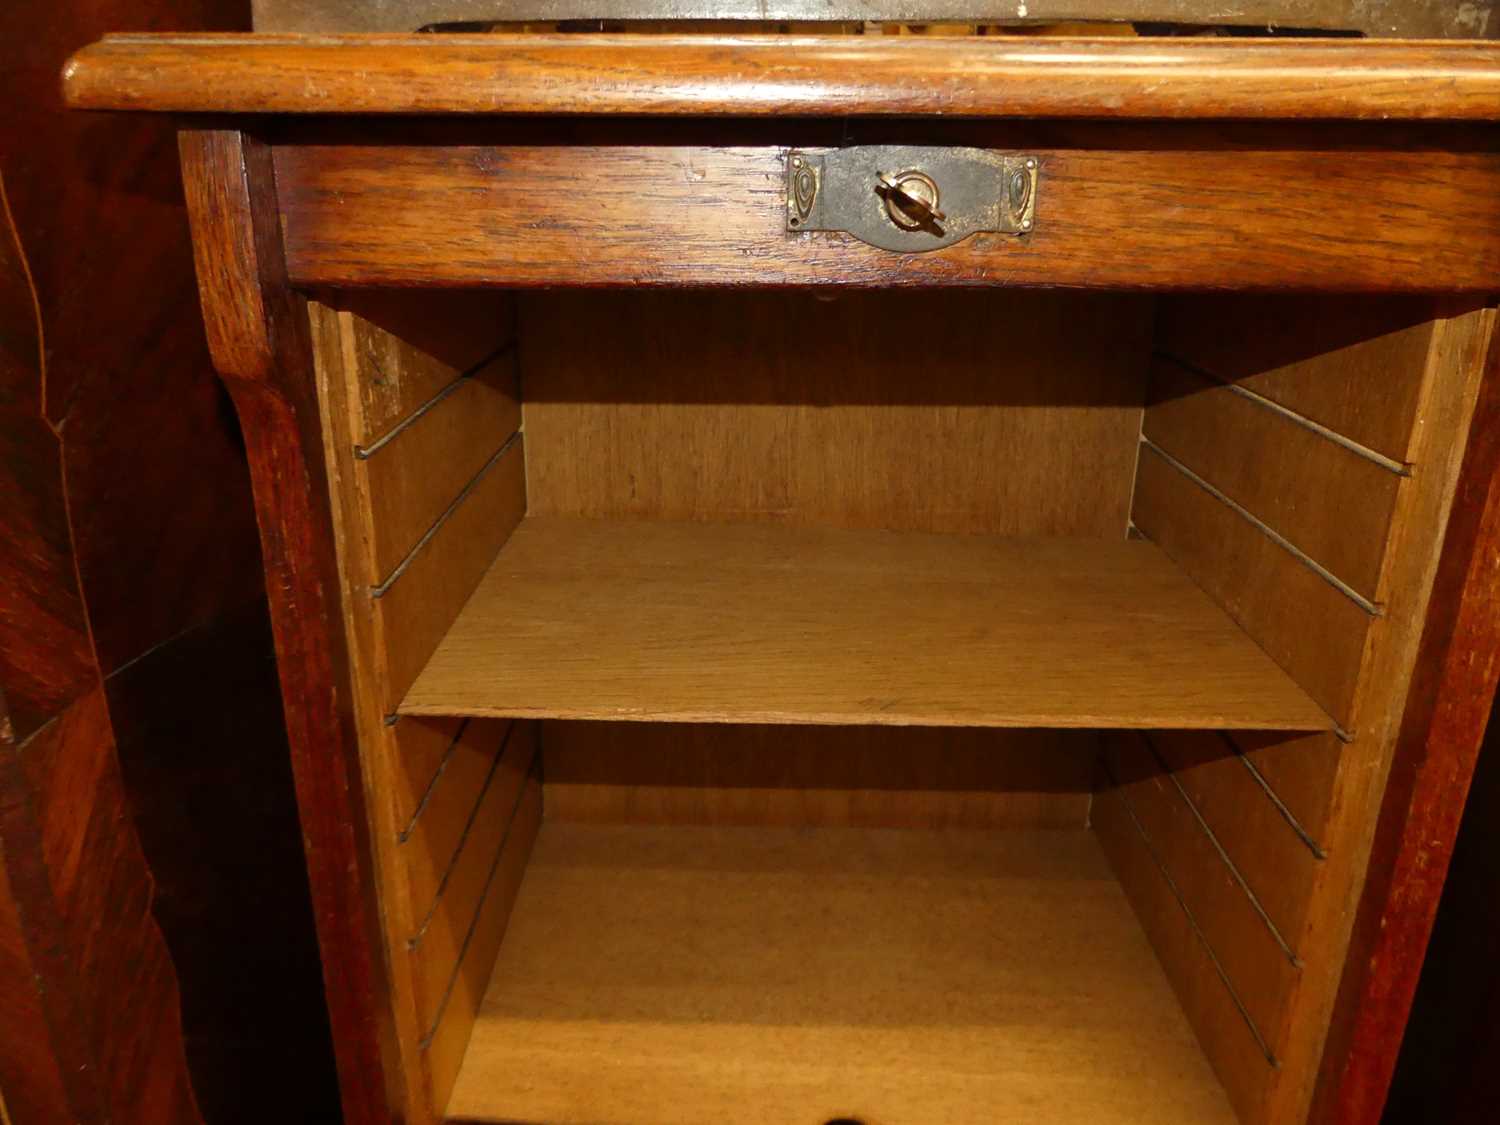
1144,356,1401,601
1155,296,1441,464
400,517,1331,731
446,822,1238,1125
543,722,1096,829
1132,448,1369,729
522,290,1150,537
1093,789,1277,1124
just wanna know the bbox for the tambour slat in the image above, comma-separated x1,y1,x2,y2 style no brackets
391,716,466,838
1132,447,1369,730
1093,788,1277,1124
400,720,514,918
1150,730,1325,944
409,724,537,1034
360,354,520,581
424,763,542,1114
1154,297,1442,465
375,437,526,710
1143,356,1400,602
1104,733,1299,1058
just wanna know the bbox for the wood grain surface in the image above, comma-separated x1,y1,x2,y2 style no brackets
1154,297,1443,464
177,130,403,1125
247,0,1500,38
359,352,519,580
1105,732,1299,1060
0,172,200,1125
272,130,1500,291
1143,356,1402,603
522,290,1149,537
1311,320,1500,1125
401,516,1331,730
446,823,1237,1125
308,290,534,1124
1093,785,1276,1122
63,34,1500,120
543,721,1096,829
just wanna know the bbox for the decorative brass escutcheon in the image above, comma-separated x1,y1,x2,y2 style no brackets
786,145,1038,252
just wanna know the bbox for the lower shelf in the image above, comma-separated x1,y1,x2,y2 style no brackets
445,822,1236,1125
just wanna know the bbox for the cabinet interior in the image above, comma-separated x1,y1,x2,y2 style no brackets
305,286,1494,1125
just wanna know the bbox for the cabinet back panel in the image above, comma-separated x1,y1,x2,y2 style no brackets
521,290,1151,537
543,722,1095,830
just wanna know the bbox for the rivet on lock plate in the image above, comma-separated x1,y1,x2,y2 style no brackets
786,146,1038,253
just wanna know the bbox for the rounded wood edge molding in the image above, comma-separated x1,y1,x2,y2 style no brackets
62,33,1500,120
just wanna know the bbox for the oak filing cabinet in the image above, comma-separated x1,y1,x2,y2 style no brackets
63,18,1500,1125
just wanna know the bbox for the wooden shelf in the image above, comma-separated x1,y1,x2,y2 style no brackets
446,823,1238,1124
400,517,1330,731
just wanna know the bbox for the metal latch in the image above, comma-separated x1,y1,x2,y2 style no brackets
786,146,1037,253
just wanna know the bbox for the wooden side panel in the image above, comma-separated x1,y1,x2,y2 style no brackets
1110,296,1497,1125
1103,733,1299,1053
399,720,513,916
523,290,1150,539
308,288,528,1125
1132,448,1371,728
1093,787,1275,1124
0,694,202,1125
1155,297,1439,463
1229,730,1341,853
359,352,519,580
375,440,526,710
1302,310,1500,1124
544,723,1094,829
1144,356,1401,600
408,724,536,1034
391,716,466,835
1151,729,1324,944
273,133,1500,291
317,291,514,446
424,762,542,1114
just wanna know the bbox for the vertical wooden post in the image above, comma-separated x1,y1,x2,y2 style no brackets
176,129,401,1125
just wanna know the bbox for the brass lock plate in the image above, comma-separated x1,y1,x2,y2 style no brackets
786,146,1037,253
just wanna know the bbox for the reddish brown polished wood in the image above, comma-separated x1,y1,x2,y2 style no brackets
0,173,200,1125
1310,331,1500,1125
63,34,1500,121
271,129,1500,292
176,128,402,1125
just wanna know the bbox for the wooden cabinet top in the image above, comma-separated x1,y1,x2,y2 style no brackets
62,33,1500,120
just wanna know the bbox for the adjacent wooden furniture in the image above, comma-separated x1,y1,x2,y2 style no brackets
2,2,343,1121
63,28,1500,1125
